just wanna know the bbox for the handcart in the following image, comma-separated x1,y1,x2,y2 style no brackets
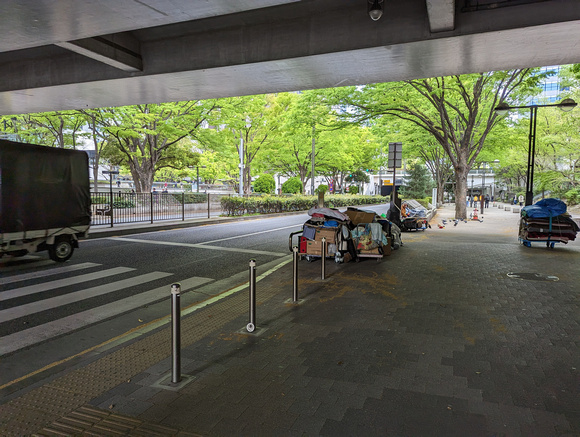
288,208,351,263
518,198,579,249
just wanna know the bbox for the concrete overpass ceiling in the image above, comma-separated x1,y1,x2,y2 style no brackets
1,0,579,115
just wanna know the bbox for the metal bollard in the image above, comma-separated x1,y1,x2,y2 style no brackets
321,237,326,280
292,246,299,302
247,259,257,332
171,283,182,384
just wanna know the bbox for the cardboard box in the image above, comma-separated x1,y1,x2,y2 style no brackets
314,227,337,243
306,240,322,255
306,239,336,256
383,238,392,256
345,209,375,225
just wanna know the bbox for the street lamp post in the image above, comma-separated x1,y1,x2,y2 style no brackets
480,162,487,214
495,99,577,206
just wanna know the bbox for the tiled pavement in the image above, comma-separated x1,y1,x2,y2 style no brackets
1,203,579,436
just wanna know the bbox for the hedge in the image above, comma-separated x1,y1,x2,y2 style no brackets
220,194,388,217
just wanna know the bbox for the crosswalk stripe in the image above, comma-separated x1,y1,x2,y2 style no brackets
0,271,173,323
0,275,212,356
0,262,101,286
0,267,135,301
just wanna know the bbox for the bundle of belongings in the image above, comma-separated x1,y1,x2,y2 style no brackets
299,206,402,262
519,198,579,244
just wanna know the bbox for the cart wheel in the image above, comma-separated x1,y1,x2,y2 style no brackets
305,255,314,262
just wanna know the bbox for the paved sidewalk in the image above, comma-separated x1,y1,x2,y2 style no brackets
1,203,579,436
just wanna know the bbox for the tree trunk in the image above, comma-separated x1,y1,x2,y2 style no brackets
454,167,468,219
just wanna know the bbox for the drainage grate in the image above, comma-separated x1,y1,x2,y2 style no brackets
507,272,559,281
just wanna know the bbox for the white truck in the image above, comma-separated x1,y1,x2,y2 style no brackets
0,139,91,262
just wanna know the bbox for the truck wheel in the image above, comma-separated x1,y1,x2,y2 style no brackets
49,236,74,262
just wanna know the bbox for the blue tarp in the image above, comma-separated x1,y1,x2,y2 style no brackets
521,198,567,218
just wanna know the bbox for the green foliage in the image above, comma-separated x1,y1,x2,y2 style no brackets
400,162,433,198
315,184,329,194
254,174,276,194
348,186,359,194
282,177,303,194
220,194,386,216
565,188,580,205
112,199,135,208
91,195,108,204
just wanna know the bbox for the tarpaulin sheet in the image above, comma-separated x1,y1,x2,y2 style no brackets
521,198,567,218
0,140,91,233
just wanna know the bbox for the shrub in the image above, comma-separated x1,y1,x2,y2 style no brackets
112,199,135,208
282,177,302,194
315,184,329,195
91,195,108,204
348,185,359,195
220,194,387,216
254,174,276,194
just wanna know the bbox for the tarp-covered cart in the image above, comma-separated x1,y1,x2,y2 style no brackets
519,198,579,248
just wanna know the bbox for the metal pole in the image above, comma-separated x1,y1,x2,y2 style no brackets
321,237,326,280
196,166,200,193
207,193,210,218
171,283,182,384
481,163,486,213
239,135,244,196
182,192,185,221
247,259,257,332
109,176,114,228
292,246,299,302
525,107,537,206
311,124,315,195
150,192,154,224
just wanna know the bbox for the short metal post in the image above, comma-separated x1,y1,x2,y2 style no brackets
292,246,299,302
247,259,257,332
321,237,326,280
182,192,185,221
171,283,182,384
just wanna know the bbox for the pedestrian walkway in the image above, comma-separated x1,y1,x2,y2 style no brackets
1,203,579,436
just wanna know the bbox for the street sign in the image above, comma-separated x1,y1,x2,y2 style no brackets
388,142,402,169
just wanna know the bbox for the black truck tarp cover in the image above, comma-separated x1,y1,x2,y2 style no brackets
0,139,91,234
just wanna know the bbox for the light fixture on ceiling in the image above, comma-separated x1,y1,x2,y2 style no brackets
368,0,384,21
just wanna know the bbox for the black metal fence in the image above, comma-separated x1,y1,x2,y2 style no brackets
90,192,229,227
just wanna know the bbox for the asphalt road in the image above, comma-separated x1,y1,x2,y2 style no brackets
0,205,390,389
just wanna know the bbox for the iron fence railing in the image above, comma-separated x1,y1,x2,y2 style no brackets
90,192,230,227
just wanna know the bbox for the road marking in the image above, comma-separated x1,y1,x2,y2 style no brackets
198,224,302,245
0,256,292,390
0,275,212,356
0,271,172,323
105,237,287,257
0,267,135,301
0,262,101,286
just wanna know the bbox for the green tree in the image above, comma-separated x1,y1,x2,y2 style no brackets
400,161,433,198
333,70,540,218
254,173,276,194
103,101,220,192
282,177,302,194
